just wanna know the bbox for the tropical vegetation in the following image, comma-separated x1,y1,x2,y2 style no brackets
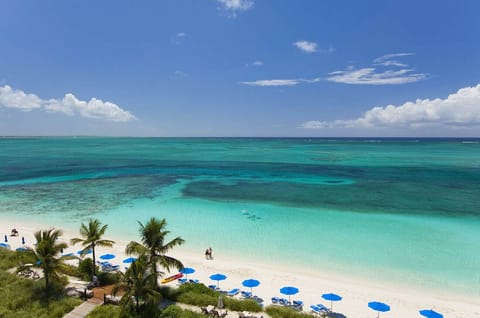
0,249,81,318
71,218,115,277
112,255,161,315
23,229,69,295
126,217,185,288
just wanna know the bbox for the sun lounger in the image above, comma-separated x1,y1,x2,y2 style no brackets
310,305,322,314
101,262,120,272
241,290,252,298
292,300,303,310
208,284,219,291
227,288,240,296
316,304,329,312
105,294,122,304
279,298,290,306
76,288,93,298
271,296,280,304
189,279,199,283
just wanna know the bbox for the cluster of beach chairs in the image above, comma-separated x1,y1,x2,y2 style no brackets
271,297,304,311
97,260,120,272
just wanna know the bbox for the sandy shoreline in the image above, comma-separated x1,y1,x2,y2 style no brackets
2,218,479,318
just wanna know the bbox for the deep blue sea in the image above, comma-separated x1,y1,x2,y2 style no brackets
0,137,479,295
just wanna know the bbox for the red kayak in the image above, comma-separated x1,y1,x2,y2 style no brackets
161,273,183,284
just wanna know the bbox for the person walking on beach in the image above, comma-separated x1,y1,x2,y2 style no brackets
208,247,213,260
204,247,213,260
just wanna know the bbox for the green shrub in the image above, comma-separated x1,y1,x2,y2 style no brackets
0,268,81,318
223,297,262,312
160,305,209,318
86,304,122,318
265,305,314,318
98,271,122,286
164,283,261,312
0,249,20,270
78,259,97,280
58,264,81,277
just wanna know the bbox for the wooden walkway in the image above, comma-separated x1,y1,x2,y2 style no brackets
63,300,101,318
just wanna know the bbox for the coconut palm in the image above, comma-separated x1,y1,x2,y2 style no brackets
126,217,184,288
71,218,114,277
112,255,161,314
26,228,68,294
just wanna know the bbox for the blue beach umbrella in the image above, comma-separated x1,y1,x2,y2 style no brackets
179,267,195,280
322,293,342,311
99,253,115,260
209,273,227,288
368,301,391,318
0,242,10,249
280,286,299,302
242,279,260,295
16,247,29,252
419,309,443,318
77,249,92,256
62,252,74,257
123,257,137,264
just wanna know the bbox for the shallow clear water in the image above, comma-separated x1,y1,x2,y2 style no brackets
0,137,479,295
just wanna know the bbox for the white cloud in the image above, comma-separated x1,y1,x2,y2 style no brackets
176,32,186,37
217,0,254,17
328,53,426,85
373,53,413,63
45,94,136,122
373,53,413,67
301,84,480,129
252,60,264,66
241,78,320,87
0,85,42,111
327,68,427,85
293,41,318,53
0,85,136,122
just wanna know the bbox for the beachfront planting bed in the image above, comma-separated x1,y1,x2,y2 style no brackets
265,305,315,318
0,249,82,318
86,304,209,318
162,283,262,312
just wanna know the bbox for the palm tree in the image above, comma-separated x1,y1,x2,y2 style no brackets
71,218,115,277
126,217,184,288
26,228,68,294
112,255,161,314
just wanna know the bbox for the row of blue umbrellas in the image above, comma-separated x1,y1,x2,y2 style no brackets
172,269,444,318
6,250,445,318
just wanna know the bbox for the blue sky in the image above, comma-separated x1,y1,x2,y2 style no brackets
0,0,479,137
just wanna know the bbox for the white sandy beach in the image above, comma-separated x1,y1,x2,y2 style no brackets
2,220,479,318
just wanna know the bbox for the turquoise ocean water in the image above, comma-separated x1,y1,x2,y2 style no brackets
0,137,479,296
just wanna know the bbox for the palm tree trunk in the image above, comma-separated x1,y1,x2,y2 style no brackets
92,243,96,276
153,263,158,289
45,270,49,295
136,296,139,313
